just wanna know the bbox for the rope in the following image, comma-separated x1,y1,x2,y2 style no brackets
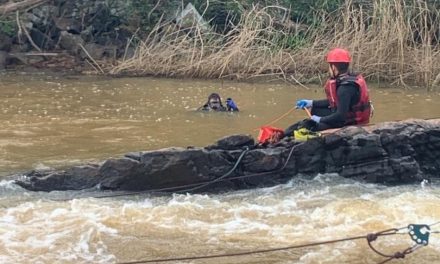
367,229,406,258
222,141,298,181
375,245,423,264
175,147,250,193
55,106,316,200
366,220,440,264
429,220,440,228
253,107,296,131
427,222,440,235
175,142,299,193
59,141,301,200
55,116,439,198
58,146,252,200
116,228,405,264
117,220,440,264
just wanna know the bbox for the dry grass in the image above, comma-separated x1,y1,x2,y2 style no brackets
108,0,440,89
325,0,440,89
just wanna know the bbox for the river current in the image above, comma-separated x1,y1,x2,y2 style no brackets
1,72,440,263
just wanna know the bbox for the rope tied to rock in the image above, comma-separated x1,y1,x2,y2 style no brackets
76,142,300,200
174,142,299,193
176,146,250,193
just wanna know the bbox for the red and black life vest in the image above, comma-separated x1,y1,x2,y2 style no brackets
324,74,371,125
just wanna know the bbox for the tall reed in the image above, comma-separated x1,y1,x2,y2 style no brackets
109,0,440,89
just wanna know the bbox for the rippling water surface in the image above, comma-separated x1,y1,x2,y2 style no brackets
1,72,440,263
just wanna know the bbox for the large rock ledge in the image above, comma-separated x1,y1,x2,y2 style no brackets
14,119,440,192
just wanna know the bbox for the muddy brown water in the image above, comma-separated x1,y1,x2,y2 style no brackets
0,72,439,263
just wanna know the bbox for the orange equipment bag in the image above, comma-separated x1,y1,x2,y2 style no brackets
258,126,285,144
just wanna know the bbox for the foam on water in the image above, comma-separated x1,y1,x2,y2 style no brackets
0,199,118,263
0,177,439,263
0,180,19,190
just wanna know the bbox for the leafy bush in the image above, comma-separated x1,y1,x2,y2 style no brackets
0,19,16,36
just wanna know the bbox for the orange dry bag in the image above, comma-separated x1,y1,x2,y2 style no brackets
258,126,284,144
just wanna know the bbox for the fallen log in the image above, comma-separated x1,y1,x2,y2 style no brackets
14,118,440,192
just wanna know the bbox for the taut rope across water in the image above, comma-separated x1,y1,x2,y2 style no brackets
118,221,440,264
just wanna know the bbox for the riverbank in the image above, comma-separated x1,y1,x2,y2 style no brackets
1,0,440,89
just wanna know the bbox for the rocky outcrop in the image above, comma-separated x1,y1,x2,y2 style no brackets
14,119,440,192
0,0,133,70
0,1,214,71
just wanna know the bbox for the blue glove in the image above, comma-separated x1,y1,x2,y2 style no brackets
226,98,239,111
296,99,313,109
311,115,321,123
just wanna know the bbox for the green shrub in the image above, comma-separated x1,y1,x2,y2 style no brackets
0,19,16,37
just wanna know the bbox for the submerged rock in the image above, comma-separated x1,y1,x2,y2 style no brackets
14,119,440,192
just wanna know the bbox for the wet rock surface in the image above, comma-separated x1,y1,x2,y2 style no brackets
14,119,440,192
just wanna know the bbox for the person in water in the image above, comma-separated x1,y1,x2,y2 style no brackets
285,48,371,135
200,93,239,112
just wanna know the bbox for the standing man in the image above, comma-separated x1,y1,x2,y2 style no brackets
285,48,371,135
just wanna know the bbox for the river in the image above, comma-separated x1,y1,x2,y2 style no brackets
0,72,440,263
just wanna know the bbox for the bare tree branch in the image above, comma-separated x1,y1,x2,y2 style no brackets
0,0,48,15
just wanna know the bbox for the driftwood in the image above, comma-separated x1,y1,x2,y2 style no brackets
0,0,48,15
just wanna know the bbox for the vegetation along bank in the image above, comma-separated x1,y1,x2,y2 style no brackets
1,0,440,89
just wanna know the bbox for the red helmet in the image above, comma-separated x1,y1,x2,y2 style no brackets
326,48,351,63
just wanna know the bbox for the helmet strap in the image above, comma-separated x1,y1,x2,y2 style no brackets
329,64,338,78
